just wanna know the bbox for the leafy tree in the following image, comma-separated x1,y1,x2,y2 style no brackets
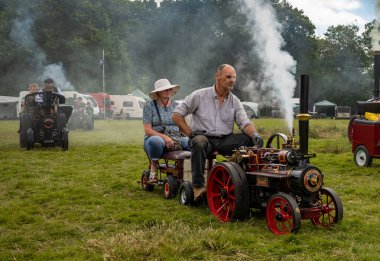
311,24,372,107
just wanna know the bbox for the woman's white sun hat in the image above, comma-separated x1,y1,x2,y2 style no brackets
149,79,180,100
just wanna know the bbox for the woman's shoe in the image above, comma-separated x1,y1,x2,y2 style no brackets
148,172,158,184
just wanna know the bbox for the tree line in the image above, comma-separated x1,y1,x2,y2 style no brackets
0,0,377,108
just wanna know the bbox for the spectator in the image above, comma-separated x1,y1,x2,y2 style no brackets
143,79,190,184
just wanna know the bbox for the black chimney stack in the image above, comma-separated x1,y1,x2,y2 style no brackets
374,51,380,99
298,75,310,154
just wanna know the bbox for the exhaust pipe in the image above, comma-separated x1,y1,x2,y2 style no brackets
297,75,310,155
374,51,380,100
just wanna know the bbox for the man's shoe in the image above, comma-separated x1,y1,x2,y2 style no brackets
193,186,207,200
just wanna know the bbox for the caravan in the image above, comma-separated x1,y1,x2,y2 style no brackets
110,94,146,119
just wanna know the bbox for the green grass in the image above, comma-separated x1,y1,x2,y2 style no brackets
0,119,379,260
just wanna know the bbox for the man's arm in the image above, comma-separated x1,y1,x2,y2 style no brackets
243,123,258,137
172,112,192,137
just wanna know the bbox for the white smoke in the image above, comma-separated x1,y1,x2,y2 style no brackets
10,5,46,69
371,0,380,51
39,63,75,91
240,0,297,132
10,3,75,91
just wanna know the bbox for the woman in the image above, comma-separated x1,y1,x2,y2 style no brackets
143,79,190,183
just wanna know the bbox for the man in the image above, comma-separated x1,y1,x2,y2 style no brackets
43,78,63,94
172,64,263,199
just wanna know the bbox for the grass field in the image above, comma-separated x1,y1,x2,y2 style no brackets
0,119,379,260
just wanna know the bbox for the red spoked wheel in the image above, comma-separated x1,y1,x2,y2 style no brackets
311,187,344,227
266,193,301,235
207,162,246,222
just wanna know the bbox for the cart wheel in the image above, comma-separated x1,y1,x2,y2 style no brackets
266,133,288,149
61,128,69,151
163,175,178,199
354,145,372,167
26,128,34,150
178,181,194,205
207,162,245,222
141,170,154,192
311,187,344,227
266,193,301,235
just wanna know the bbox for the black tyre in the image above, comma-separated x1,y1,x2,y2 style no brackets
354,145,372,167
61,128,69,151
178,181,194,205
86,117,94,130
26,128,34,150
19,113,32,148
163,175,178,199
229,162,250,220
141,170,154,192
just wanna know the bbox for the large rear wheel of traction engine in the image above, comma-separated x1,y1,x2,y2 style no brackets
229,162,250,220
163,175,178,199
266,192,301,235
207,162,245,222
178,181,194,205
26,128,34,150
141,170,154,192
20,113,32,148
61,128,69,151
311,187,344,227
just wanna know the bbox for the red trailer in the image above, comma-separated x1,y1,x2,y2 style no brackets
90,92,113,119
348,101,380,167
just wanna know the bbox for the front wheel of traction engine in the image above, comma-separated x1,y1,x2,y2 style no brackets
141,170,154,192
178,181,194,205
353,145,372,167
163,175,178,199
266,193,301,235
207,162,247,222
311,187,344,227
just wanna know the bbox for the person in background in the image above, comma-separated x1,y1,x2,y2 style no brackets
364,97,380,121
172,64,263,199
143,79,190,184
85,101,94,116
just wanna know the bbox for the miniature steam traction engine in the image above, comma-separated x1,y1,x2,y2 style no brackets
141,75,344,235
205,75,343,235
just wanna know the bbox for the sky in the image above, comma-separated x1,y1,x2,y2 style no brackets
155,0,377,36
285,0,377,35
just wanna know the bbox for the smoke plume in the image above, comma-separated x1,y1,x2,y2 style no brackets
10,2,74,91
240,0,297,132
371,0,380,50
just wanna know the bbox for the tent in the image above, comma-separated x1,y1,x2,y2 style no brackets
0,96,19,120
131,89,150,101
313,100,336,118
